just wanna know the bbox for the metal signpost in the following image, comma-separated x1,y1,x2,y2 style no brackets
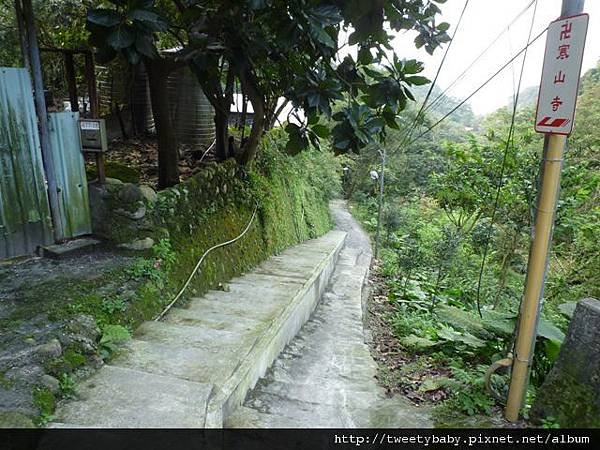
534,14,589,134
505,1,588,422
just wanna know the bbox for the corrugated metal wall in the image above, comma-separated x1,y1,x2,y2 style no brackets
48,112,91,238
0,67,53,259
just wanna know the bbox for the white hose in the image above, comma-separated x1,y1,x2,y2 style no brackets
154,203,259,321
198,139,217,164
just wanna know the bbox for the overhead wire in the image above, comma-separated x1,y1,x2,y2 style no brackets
404,25,547,149
396,0,471,152
422,0,538,119
474,0,540,317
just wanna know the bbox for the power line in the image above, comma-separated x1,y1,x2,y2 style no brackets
404,25,547,149
397,0,471,152
423,0,537,118
475,0,540,317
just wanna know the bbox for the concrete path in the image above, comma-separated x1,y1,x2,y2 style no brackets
53,229,346,428
227,200,432,427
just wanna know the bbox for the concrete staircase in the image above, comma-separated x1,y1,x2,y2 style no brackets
52,230,346,428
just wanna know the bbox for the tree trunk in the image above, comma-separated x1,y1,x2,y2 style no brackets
214,109,230,161
237,70,265,165
146,59,179,189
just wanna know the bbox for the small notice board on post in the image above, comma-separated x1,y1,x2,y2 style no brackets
535,13,589,135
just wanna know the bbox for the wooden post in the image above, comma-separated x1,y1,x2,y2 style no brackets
13,0,30,72
64,52,79,112
21,0,64,241
85,51,105,183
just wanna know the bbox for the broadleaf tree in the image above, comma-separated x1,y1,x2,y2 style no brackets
85,0,450,187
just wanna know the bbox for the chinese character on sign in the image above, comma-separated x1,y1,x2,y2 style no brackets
535,14,589,135
557,44,570,59
560,21,572,40
551,96,563,112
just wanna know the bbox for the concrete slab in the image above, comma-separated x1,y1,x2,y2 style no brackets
164,308,266,334
113,338,253,384
40,238,102,259
54,366,212,427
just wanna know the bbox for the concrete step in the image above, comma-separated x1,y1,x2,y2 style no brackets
53,366,212,428
165,307,265,334
52,229,346,428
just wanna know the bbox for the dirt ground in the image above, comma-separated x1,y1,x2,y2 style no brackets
364,259,523,428
85,135,217,190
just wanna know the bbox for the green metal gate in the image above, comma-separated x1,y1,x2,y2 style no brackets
0,67,53,259
0,68,92,259
49,112,92,238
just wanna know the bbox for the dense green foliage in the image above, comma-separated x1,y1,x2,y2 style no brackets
351,62,600,424
85,0,450,164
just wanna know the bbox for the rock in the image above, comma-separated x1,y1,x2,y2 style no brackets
88,355,104,370
58,315,101,356
65,315,101,342
139,185,158,204
114,205,146,220
39,375,60,394
5,365,44,386
531,298,600,427
104,177,124,186
34,339,62,360
118,184,143,204
118,237,155,252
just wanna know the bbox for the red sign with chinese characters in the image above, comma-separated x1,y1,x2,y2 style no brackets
535,14,589,135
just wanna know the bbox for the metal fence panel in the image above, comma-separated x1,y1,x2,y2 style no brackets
48,112,91,238
0,67,53,259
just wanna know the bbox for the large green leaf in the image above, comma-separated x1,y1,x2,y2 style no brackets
437,326,486,348
405,75,430,86
128,9,168,32
107,26,135,49
88,9,122,27
134,34,157,58
400,334,438,350
558,301,577,318
544,339,562,363
310,124,330,139
434,304,487,336
537,318,565,343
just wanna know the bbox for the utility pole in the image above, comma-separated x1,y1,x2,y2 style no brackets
505,0,586,422
374,147,386,259
20,0,64,241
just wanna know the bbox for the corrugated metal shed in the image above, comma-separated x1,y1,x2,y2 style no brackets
0,67,53,259
48,112,91,238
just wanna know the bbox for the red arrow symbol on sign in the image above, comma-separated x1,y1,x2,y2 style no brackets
536,117,570,128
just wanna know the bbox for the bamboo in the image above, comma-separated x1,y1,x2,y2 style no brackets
505,135,566,421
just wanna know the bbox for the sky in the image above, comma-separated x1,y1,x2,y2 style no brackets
388,0,600,115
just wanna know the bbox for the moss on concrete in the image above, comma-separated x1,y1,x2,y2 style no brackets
63,349,86,369
532,369,600,427
32,387,55,416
